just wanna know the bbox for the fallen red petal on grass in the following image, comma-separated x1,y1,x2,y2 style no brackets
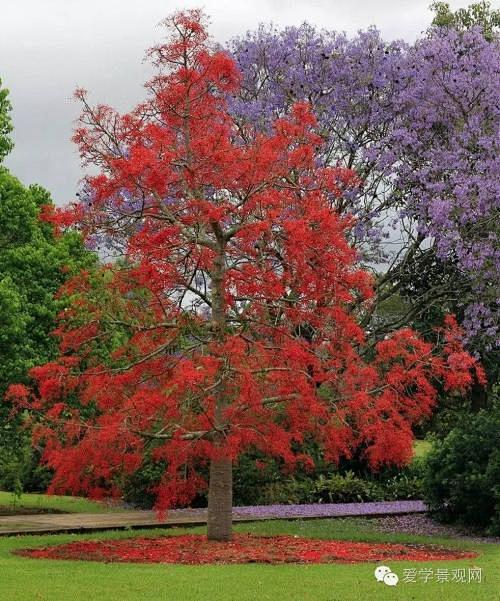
16,534,479,565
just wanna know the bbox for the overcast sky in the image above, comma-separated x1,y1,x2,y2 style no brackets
1,0,482,205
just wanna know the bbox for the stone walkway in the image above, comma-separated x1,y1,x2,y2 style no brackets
0,500,426,536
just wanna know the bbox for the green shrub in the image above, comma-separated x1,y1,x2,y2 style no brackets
423,398,500,535
382,459,425,500
0,436,52,496
305,472,384,503
232,454,284,506
258,467,424,505
122,457,170,508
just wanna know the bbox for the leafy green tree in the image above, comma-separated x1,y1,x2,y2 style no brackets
0,168,96,492
0,78,13,163
430,1,500,40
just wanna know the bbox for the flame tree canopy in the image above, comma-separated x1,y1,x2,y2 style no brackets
8,10,485,540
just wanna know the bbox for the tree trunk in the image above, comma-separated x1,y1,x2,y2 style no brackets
470,381,488,412
207,456,233,540
206,240,232,541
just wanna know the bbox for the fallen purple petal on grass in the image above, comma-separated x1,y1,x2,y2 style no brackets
232,500,427,519
375,514,500,544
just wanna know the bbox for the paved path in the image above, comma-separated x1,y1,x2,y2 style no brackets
0,500,427,536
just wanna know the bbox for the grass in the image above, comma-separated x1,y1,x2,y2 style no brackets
0,490,123,514
0,517,498,601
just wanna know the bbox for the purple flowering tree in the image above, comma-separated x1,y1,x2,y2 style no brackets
227,25,500,356
389,27,499,350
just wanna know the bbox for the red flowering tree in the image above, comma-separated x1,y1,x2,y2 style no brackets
8,10,484,541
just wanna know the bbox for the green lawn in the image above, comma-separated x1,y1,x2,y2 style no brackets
0,518,498,601
0,490,123,514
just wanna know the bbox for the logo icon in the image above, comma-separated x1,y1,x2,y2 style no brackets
374,565,399,586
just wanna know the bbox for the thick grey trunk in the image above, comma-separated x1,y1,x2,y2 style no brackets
206,242,233,541
207,456,233,541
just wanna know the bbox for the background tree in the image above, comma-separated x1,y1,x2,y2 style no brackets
430,1,500,40
0,98,96,493
0,78,14,163
10,11,484,541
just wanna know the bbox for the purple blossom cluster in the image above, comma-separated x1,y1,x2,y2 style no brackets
228,25,500,349
389,28,500,348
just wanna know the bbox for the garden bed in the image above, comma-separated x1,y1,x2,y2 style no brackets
17,533,478,565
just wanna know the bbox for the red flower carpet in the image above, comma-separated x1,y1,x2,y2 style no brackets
17,534,478,565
